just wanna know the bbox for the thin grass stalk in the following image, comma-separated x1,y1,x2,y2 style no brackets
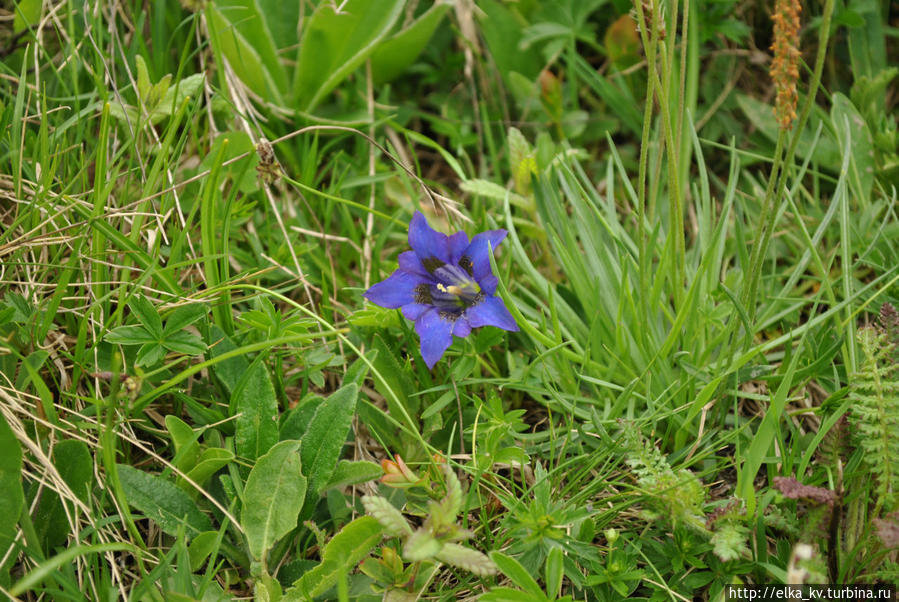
743,0,835,326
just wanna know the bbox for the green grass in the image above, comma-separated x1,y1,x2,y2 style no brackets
1,0,898,599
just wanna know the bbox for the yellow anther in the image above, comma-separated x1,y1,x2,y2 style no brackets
446,285,464,296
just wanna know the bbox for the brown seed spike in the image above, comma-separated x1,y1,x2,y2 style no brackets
770,0,802,130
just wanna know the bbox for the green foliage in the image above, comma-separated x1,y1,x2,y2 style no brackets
619,423,706,529
850,326,899,510
105,296,207,367
117,465,212,538
241,440,306,562
3,0,899,596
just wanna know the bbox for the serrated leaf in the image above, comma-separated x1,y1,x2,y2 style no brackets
136,342,166,367
117,465,211,538
163,304,207,335
105,325,156,345
323,460,382,491
131,295,163,338
162,330,207,355
241,440,306,560
361,495,412,537
435,543,498,576
283,516,382,600
300,383,358,500
233,357,279,462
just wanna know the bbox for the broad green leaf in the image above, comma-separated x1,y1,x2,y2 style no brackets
300,383,358,499
183,447,234,489
131,295,163,338
233,357,279,462
165,414,200,472
136,55,152,101
279,395,322,441
831,92,875,202
735,94,840,167
188,531,220,572
33,439,92,552
0,412,24,585
476,0,543,82
205,1,287,104
241,440,306,560
371,1,453,84
105,325,156,345
545,546,563,599
197,132,259,194
207,326,249,395
13,0,41,32
371,335,416,416
322,460,382,491
283,516,382,600
117,464,212,538
480,588,544,602
148,73,204,124
294,0,405,112
489,552,544,597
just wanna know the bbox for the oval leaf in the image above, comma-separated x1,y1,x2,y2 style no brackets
241,440,306,561
117,464,212,538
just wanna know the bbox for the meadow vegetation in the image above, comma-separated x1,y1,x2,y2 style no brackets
1,0,898,599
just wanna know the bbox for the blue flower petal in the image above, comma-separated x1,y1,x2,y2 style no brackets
409,211,450,265
461,229,507,281
448,231,470,264
453,317,472,338
401,303,430,321
415,308,455,369
466,295,518,331
477,274,499,295
398,251,431,278
364,270,422,309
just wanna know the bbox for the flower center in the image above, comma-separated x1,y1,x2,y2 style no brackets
413,263,484,316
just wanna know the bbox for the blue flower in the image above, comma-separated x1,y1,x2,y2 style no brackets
364,211,519,369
